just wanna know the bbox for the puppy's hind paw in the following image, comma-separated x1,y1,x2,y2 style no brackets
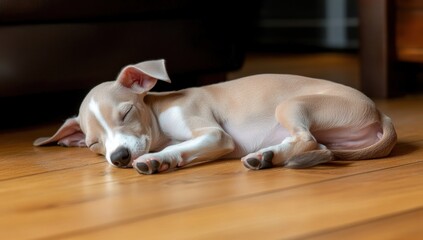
242,151,274,170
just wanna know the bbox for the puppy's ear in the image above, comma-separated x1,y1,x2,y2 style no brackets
116,59,171,94
33,117,86,147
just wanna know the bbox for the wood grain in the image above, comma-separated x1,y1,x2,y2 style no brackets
59,162,423,240
307,207,423,240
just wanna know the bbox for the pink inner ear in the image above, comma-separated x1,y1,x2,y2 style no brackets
129,71,148,88
119,69,137,88
119,66,158,93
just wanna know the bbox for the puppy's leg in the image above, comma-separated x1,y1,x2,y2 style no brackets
133,127,235,174
242,96,335,170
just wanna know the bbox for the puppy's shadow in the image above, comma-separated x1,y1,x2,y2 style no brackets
313,140,420,169
389,140,420,157
319,161,352,168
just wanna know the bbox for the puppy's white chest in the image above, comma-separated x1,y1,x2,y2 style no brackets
158,107,192,140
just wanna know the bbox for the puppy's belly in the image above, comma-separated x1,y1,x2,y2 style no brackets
222,121,291,158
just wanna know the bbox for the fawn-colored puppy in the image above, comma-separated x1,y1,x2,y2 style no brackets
34,60,397,174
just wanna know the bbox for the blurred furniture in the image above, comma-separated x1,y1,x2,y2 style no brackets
0,0,253,127
359,0,423,98
250,0,358,51
0,0,248,96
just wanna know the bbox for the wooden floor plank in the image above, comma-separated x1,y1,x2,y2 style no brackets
303,207,423,240
0,142,422,239
56,162,423,240
227,53,360,89
0,124,103,180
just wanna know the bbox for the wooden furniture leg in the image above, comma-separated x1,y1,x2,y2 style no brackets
358,0,400,98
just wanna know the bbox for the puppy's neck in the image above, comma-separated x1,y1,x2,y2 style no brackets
145,100,172,152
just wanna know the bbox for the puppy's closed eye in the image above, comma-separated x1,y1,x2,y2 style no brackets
119,104,134,123
88,142,98,148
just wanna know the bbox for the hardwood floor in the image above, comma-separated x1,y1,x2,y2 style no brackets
228,53,360,89
1,54,422,239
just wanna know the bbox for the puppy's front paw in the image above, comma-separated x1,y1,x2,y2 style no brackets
134,159,169,175
133,152,181,175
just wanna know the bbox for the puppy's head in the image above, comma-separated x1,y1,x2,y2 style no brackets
34,59,170,168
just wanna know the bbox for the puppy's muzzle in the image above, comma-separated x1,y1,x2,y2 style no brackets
110,146,131,168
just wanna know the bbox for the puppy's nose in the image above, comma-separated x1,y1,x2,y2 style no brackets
110,147,131,167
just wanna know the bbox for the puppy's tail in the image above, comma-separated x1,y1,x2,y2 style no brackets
331,113,397,160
